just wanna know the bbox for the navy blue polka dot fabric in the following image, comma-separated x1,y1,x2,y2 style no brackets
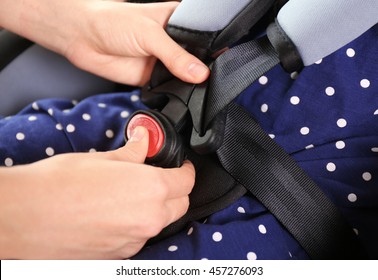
0,25,377,260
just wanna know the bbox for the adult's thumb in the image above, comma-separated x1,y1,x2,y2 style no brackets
117,126,150,163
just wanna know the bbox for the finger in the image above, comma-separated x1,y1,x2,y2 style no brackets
146,27,210,84
76,53,155,86
164,195,190,225
99,56,155,86
142,2,210,83
109,126,150,163
162,160,196,199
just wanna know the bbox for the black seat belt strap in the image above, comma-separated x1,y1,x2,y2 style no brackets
204,36,279,129
217,102,365,259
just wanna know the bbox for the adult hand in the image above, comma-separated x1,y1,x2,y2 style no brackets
0,127,195,259
0,0,210,85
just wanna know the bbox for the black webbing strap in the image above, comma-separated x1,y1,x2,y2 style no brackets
204,36,280,129
216,102,365,259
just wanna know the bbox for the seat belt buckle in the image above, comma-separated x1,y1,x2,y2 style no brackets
125,76,225,167
125,109,185,168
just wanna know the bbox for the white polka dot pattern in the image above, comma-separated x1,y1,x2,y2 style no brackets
0,26,377,261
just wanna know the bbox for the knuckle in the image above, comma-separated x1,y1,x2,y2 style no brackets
142,216,166,238
146,224,164,238
177,197,190,219
121,215,164,240
186,172,196,190
151,172,170,199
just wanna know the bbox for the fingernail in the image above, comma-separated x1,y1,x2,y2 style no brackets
188,63,209,79
129,126,145,142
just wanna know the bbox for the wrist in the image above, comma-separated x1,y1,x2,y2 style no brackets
5,0,91,55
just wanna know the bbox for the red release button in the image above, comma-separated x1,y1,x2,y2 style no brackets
127,114,165,158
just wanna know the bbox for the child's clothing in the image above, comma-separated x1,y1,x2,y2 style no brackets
1,25,377,259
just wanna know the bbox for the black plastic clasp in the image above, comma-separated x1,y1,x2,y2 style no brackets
135,73,225,167
186,82,225,155
189,110,226,155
